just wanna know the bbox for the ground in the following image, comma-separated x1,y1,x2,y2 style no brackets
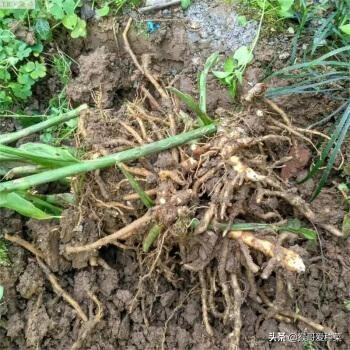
1,1,350,350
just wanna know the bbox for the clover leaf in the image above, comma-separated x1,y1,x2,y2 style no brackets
71,18,86,38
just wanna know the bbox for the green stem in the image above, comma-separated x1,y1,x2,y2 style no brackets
0,104,88,145
0,124,216,193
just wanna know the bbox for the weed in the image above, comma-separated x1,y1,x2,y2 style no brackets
0,239,9,266
0,1,87,110
344,299,350,312
266,44,350,200
114,0,142,13
170,52,219,125
181,0,191,10
213,46,254,97
213,0,265,98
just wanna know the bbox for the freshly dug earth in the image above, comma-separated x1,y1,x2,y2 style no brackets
1,2,350,350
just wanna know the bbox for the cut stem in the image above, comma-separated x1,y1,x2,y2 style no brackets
0,104,88,145
0,124,216,193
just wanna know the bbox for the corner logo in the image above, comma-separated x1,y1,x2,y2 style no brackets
0,0,35,9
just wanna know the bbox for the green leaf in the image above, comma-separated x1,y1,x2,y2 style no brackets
237,15,247,26
62,14,78,30
344,299,350,312
62,0,76,14
17,73,34,86
339,24,350,35
282,226,317,240
199,52,219,116
212,71,232,79
35,19,51,40
143,224,162,252
181,0,191,9
49,3,65,20
9,83,32,99
117,163,154,208
0,192,54,219
233,46,254,66
23,61,35,72
29,62,46,80
70,18,86,38
96,5,110,17
0,143,80,167
212,220,316,240
310,103,350,200
0,285,3,301
0,70,11,81
169,87,213,126
30,43,44,54
342,213,350,237
24,193,63,216
224,57,235,72
234,70,243,83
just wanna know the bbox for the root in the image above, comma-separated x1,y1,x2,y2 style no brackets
94,170,110,200
258,190,343,237
238,241,260,273
258,291,335,333
207,267,224,319
199,270,214,336
218,240,233,325
263,98,292,126
227,231,305,273
123,188,158,201
119,120,144,144
123,18,144,74
36,257,88,322
129,231,167,313
161,286,197,350
228,273,242,350
120,164,152,178
4,233,44,259
69,292,103,350
159,170,186,186
194,203,216,235
141,85,162,111
141,53,169,101
65,212,153,254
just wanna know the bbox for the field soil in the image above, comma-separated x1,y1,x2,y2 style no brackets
1,1,350,349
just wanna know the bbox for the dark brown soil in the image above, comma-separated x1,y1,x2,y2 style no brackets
1,5,350,350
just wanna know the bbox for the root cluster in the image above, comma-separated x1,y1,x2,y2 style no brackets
7,19,341,349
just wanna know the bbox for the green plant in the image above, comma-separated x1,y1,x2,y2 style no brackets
117,163,154,208
266,46,350,200
0,1,87,110
45,0,86,38
0,239,9,266
213,46,254,97
242,0,297,19
169,52,218,125
192,218,317,240
181,0,191,10
0,124,216,219
0,28,45,107
344,299,350,312
114,0,141,13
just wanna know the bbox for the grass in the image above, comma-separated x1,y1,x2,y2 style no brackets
263,0,350,200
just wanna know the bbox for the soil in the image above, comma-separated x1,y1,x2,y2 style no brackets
1,1,350,350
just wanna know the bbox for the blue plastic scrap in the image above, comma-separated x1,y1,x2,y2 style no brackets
146,21,161,33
